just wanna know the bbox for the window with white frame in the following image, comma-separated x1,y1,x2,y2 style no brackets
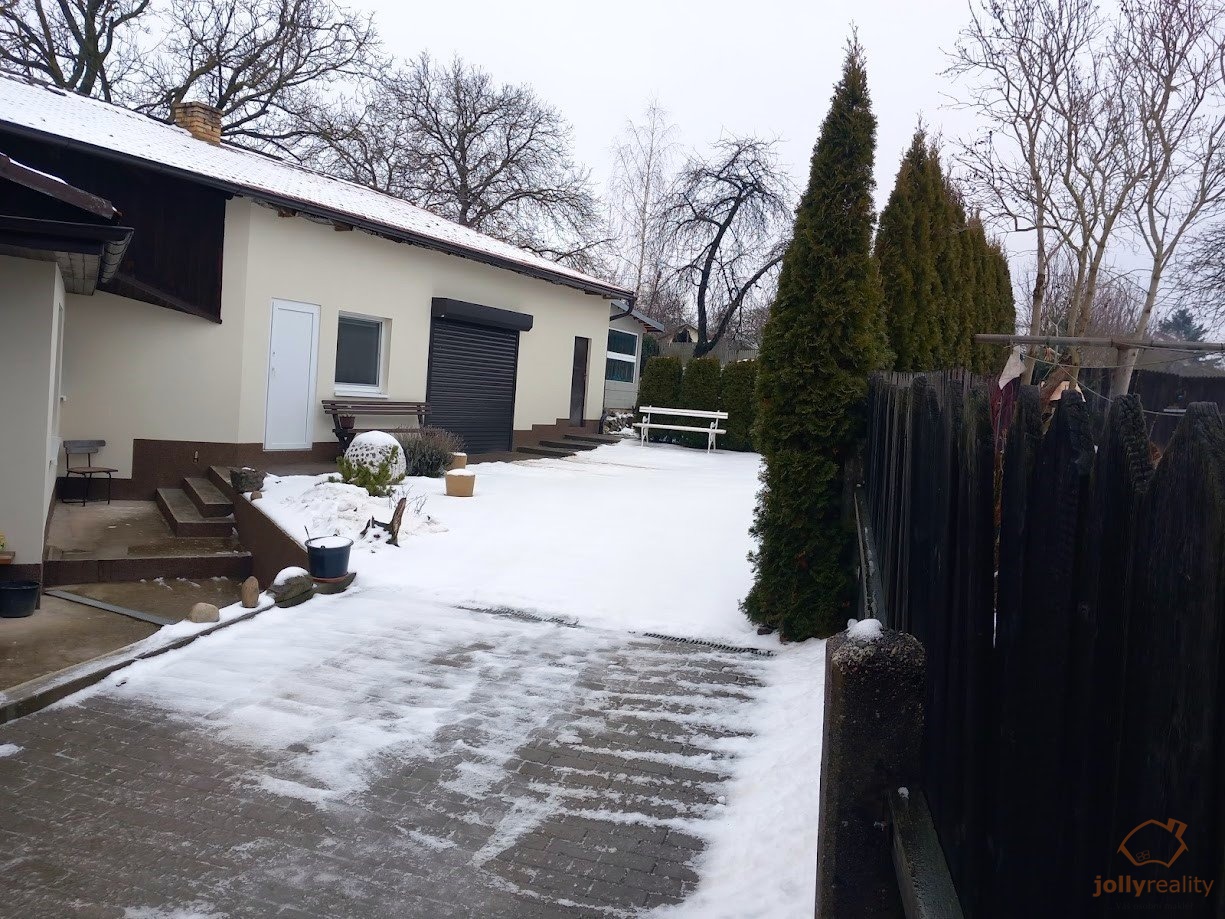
606,328,638,384
335,314,387,393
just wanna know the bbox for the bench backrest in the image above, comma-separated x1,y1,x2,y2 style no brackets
638,406,729,420
322,400,429,414
64,439,106,454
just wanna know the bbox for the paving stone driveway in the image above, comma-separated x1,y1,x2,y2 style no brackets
0,596,772,918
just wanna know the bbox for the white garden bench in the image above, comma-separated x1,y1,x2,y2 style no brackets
634,406,729,452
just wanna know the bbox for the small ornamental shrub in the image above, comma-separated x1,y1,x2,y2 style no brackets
720,360,758,451
336,446,404,497
636,355,683,442
393,426,465,477
677,357,722,448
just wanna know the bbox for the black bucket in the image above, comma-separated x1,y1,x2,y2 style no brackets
305,537,353,580
0,580,40,618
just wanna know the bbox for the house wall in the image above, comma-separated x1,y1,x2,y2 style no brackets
0,256,62,567
235,202,611,445
604,315,643,411
56,198,613,483
59,200,252,477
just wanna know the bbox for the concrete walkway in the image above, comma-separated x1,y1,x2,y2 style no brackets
0,595,772,918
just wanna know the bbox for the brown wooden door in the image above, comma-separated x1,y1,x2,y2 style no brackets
570,336,589,426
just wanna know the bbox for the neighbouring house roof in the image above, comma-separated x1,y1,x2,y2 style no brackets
0,151,132,294
609,303,665,333
0,73,633,301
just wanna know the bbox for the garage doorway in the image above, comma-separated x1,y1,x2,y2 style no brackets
426,318,519,453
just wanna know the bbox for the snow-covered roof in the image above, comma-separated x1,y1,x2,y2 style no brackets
0,73,631,300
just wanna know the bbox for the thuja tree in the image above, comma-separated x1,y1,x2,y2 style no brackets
744,38,888,640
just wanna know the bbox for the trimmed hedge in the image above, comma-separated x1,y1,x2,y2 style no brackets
720,360,758,451
674,357,721,448
637,355,683,443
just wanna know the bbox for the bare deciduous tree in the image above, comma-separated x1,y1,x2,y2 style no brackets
0,0,149,101
607,101,681,322
662,136,794,358
1111,0,1225,395
139,0,378,151
309,54,604,271
948,0,1093,382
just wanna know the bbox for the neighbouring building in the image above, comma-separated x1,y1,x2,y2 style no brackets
604,305,664,411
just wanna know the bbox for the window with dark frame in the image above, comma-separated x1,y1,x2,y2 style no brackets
606,328,638,383
335,315,383,389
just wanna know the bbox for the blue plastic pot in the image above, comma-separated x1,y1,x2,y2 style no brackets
0,580,40,618
305,537,352,580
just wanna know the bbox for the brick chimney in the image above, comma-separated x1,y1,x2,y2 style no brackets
171,101,223,144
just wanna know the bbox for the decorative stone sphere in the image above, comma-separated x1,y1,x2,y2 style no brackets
344,430,406,480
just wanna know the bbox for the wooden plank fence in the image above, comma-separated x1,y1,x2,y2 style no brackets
863,370,1225,917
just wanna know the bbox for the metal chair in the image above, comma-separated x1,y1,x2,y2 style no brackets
62,440,117,505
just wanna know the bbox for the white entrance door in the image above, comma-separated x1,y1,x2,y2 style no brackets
264,299,319,450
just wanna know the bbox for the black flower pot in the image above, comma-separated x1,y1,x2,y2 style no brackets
0,580,40,618
305,537,352,579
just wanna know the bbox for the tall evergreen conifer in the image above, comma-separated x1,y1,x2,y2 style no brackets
745,38,887,641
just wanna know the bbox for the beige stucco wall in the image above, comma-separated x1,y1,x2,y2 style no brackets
51,197,614,483
59,202,252,477
0,256,62,563
236,201,612,445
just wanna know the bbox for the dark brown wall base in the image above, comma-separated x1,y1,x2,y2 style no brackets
0,563,43,595
131,439,340,495
214,477,309,588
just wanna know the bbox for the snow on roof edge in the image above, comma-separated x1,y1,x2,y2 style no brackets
0,72,632,301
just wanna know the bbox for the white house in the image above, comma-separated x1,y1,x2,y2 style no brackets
0,73,632,583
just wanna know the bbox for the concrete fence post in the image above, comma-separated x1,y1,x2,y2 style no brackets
815,624,926,918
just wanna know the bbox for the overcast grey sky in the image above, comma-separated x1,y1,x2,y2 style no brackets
361,0,983,218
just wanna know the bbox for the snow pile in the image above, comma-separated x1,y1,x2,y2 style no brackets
0,743,22,758
344,430,406,480
259,476,444,552
847,617,884,642
272,566,309,586
259,442,766,645
655,640,826,919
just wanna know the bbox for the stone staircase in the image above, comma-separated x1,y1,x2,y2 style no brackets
514,429,620,459
155,475,236,537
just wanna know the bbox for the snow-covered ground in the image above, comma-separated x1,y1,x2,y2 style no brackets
83,442,825,917
259,441,771,646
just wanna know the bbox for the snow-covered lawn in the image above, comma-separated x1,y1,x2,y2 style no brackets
260,441,771,646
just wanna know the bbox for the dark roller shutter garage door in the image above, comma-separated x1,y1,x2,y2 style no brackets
426,318,520,453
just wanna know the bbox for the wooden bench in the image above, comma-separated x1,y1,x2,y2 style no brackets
633,406,729,452
321,400,430,449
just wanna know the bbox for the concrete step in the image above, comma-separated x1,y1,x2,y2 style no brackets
183,476,233,518
207,465,237,496
515,445,576,459
156,487,236,538
541,439,597,452
564,432,621,445
43,553,252,587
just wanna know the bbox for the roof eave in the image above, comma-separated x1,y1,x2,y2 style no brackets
0,119,632,301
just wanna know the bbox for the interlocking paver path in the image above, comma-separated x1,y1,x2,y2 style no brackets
0,592,773,918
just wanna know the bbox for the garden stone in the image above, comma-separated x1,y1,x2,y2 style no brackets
269,573,314,608
240,576,260,608
344,431,407,480
187,602,220,623
230,467,266,493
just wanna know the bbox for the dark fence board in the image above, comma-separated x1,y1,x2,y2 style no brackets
863,372,1225,918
